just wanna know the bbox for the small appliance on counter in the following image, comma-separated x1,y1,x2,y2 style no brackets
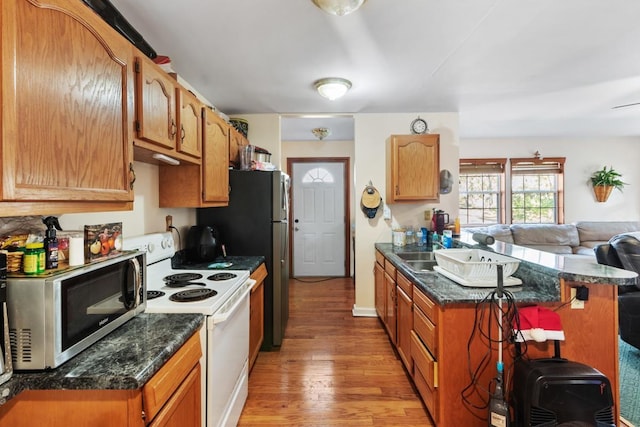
0,253,12,386
6,251,145,370
185,225,221,263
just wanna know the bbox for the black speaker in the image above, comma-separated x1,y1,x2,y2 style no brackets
511,357,615,426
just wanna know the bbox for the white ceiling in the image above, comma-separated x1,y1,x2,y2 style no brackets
109,0,640,141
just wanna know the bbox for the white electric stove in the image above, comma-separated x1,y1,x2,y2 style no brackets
124,232,253,427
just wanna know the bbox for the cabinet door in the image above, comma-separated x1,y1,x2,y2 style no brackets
149,365,201,427
384,271,397,344
386,134,440,203
176,89,202,159
229,127,247,168
2,0,135,203
374,261,385,318
396,276,413,372
249,264,267,372
202,108,230,203
135,57,177,150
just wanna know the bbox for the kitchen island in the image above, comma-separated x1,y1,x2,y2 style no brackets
0,313,204,426
375,236,637,426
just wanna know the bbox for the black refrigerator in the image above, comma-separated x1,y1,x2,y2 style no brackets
196,170,290,350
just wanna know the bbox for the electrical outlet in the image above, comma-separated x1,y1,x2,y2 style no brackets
165,215,173,231
570,287,584,309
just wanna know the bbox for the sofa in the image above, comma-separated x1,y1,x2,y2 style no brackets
594,233,640,350
472,221,640,257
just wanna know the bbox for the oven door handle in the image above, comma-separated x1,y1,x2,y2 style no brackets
212,279,255,324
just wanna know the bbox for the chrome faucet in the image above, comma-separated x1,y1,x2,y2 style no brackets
432,241,446,250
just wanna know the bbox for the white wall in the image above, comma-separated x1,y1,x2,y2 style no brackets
353,113,460,315
460,137,640,222
59,162,195,248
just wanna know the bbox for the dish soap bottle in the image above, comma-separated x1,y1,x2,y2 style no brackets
43,216,62,269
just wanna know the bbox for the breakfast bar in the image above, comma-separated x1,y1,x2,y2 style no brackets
375,233,637,426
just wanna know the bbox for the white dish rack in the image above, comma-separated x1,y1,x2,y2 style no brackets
433,249,521,287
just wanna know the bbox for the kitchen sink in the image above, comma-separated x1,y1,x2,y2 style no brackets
404,259,438,272
395,251,436,261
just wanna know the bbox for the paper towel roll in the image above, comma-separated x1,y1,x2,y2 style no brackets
68,236,85,266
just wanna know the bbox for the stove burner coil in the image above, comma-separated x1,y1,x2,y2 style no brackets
147,290,165,300
164,280,206,288
164,273,203,282
207,272,237,281
169,288,218,302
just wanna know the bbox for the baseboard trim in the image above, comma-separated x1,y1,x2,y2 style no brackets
352,305,377,317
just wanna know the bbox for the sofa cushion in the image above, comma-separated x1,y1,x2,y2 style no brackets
575,221,640,243
511,224,580,247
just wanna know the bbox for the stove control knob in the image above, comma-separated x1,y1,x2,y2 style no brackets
147,243,155,254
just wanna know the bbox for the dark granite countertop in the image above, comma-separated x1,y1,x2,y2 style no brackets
171,250,265,273
376,243,559,306
0,313,204,406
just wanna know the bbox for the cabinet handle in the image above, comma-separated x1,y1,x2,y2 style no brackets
395,185,399,195
129,163,136,190
170,119,177,138
180,125,186,143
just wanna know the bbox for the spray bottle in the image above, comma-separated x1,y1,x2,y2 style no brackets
43,216,62,270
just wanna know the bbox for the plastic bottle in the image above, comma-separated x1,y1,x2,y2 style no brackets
432,232,439,251
23,243,41,275
416,229,424,246
454,217,461,235
43,216,62,270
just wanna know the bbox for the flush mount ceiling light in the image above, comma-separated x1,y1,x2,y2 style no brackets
311,127,331,140
312,0,367,16
314,78,352,100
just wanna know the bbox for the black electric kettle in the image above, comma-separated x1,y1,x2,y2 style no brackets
186,225,220,263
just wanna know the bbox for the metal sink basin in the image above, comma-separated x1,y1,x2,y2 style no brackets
404,259,438,272
395,252,435,261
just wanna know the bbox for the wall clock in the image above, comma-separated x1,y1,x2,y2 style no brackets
410,117,428,134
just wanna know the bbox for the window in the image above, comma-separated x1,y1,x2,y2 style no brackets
510,157,565,224
459,156,566,226
459,159,506,225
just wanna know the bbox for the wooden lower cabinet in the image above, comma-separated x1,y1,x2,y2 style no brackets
0,332,202,427
249,263,267,372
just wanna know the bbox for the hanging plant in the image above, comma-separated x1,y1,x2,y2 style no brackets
590,166,627,202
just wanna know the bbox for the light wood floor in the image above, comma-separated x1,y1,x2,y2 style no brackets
238,277,434,427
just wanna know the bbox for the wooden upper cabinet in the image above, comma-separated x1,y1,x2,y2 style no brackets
228,127,248,168
386,134,440,203
133,56,201,165
0,0,135,210
135,57,177,150
176,88,202,159
202,108,230,204
159,107,229,208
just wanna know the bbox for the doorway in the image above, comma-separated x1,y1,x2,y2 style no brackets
288,158,350,277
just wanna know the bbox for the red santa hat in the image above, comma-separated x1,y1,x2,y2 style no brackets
513,305,565,343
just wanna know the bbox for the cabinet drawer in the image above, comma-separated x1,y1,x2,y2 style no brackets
143,331,202,422
396,272,412,298
375,250,385,266
414,362,438,422
413,305,437,355
411,331,438,389
413,288,438,325
384,259,396,280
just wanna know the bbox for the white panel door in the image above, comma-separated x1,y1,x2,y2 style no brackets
292,162,345,276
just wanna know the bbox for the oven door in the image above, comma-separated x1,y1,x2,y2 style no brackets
207,279,253,427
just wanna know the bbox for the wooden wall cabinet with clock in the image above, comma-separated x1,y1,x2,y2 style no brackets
386,132,440,203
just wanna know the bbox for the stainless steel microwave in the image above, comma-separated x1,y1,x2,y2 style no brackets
6,251,146,370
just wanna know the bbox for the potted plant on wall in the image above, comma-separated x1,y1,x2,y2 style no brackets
590,166,627,202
